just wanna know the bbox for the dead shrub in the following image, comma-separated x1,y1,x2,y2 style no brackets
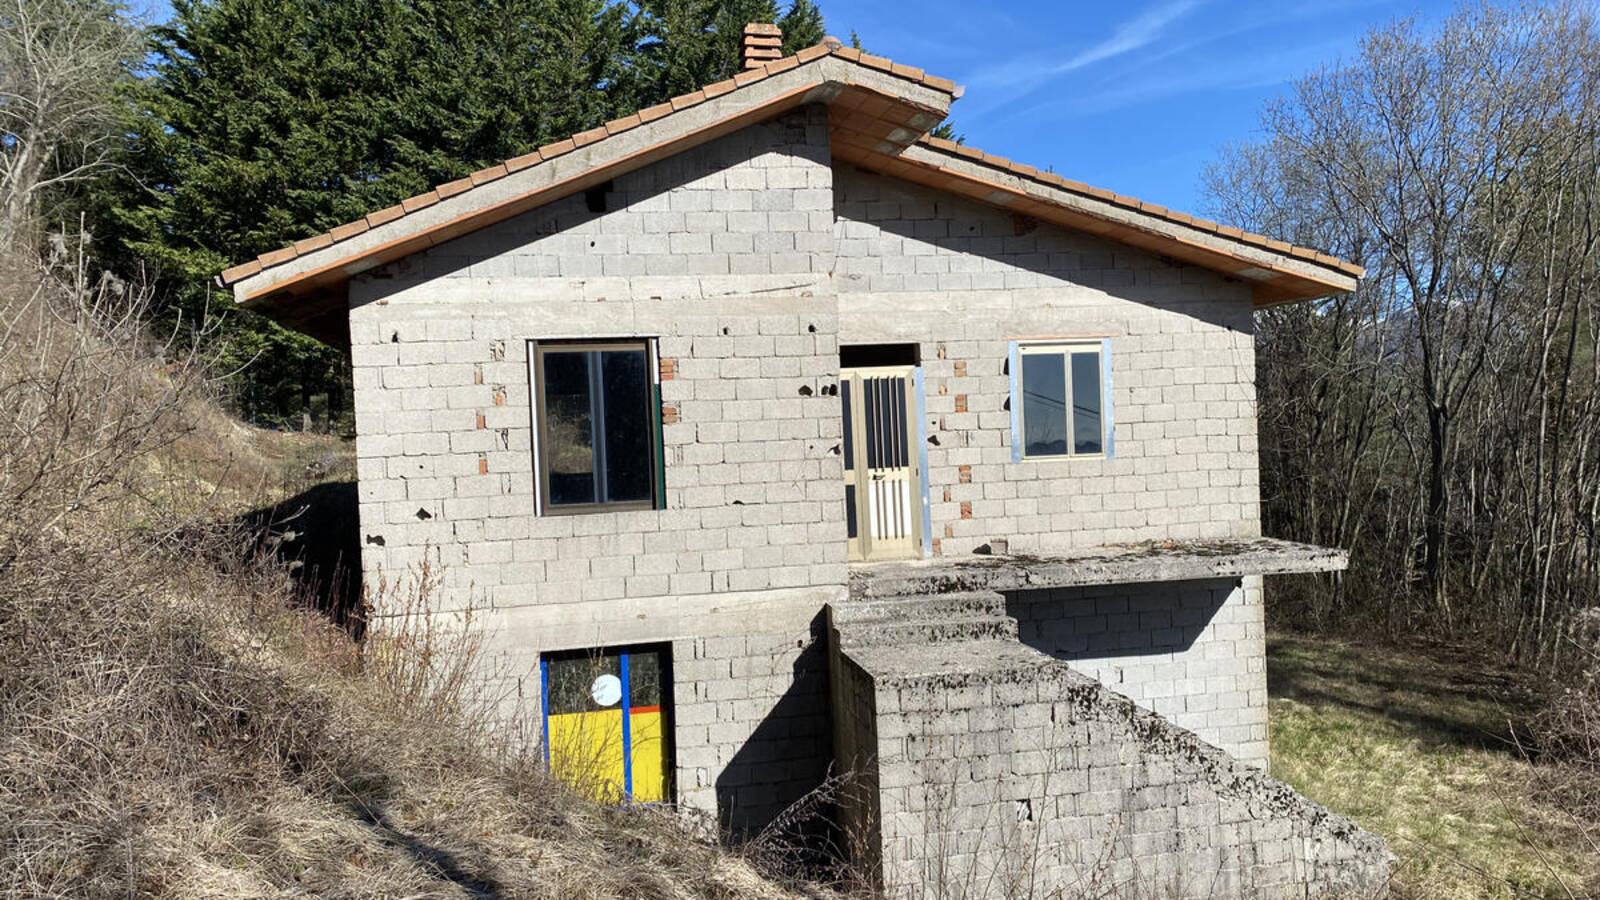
0,241,809,898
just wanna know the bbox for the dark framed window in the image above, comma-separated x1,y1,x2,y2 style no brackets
532,340,662,514
1016,341,1107,459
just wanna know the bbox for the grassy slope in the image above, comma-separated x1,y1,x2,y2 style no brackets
1268,633,1597,899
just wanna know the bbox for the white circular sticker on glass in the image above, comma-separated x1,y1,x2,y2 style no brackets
590,673,622,707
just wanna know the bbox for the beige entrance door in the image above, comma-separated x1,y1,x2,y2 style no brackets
842,365,923,561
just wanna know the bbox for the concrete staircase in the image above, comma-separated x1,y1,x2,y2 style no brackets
828,590,1015,649
825,587,1391,900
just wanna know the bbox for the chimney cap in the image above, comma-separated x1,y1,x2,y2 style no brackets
741,22,784,69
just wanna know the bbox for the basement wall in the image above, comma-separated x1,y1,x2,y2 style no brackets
1006,575,1270,766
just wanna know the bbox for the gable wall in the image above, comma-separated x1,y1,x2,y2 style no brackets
346,107,844,826
832,165,1262,556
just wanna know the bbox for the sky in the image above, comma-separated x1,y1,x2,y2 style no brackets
134,0,1462,219
822,0,1459,215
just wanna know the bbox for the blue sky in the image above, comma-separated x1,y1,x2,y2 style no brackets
824,0,1457,214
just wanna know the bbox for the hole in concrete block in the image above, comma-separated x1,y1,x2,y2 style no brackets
415,508,433,520
365,534,386,546
798,385,813,396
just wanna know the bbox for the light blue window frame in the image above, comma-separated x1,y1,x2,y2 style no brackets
1008,338,1114,462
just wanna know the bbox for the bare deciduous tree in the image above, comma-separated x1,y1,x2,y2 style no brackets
1206,2,1600,662
0,0,142,250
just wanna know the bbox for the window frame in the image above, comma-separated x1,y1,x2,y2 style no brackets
1014,340,1110,461
530,338,663,516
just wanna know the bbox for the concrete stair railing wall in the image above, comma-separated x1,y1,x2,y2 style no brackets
827,589,1391,900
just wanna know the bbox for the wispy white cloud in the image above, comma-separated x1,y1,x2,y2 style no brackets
1060,0,1205,72
963,0,1205,91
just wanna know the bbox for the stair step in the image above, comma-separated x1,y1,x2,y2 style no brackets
836,614,1018,649
830,590,1008,626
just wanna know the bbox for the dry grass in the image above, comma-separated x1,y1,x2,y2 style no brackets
1267,632,1599,899
0,242,809,899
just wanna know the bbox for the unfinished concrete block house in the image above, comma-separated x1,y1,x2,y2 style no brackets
222,24,1389,898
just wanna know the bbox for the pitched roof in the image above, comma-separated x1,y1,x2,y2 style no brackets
222,37,1360,344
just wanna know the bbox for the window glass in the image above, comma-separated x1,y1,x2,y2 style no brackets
536,341,659,512
1071,352,1103,455
546,654,621,715
628,649,663,709
599,350,652,503
542,350,597,505
1021,352,1068,456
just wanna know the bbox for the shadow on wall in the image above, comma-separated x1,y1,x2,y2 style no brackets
714,612,837,856
239,480,364,632
831,167,1254,334
1002,577,1236,661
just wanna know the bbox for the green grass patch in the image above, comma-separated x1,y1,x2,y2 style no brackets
1268,633,1596,899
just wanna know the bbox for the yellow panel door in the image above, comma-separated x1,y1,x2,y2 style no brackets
542,648,669,803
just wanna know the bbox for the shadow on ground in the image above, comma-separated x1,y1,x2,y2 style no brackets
1267,633,1536,753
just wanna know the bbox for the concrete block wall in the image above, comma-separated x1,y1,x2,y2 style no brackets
838,640,1388,899
346,107,845,827
1006,576,1270,766
833,166,1262,556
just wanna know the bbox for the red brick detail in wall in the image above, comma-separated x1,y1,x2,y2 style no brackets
474,365,484,385
953,361,967,377
659,358,677,381
944,523,954,538
931,538,942,556
958,465,972,483
476,412,487,430
943,487,951,502
662,405,680,424
478,456,489,475
954,394,968,413
492,386,506,406
960,501,972,519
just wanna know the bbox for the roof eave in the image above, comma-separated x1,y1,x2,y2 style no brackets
225,52,956,338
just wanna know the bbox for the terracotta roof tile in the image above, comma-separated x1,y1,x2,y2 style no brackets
469,164,508,186
329,219,370,242
571,126,608,147
220,260,262,283
765,55,799,74
505,151,541,172
259,246,297,267
605,112,642,133
436,177,474,199
795,43,832,63
701,78,737,99
293,233,333,255
365,205,403,228
400,192,439,213
539,138,576,159
669,90,706,111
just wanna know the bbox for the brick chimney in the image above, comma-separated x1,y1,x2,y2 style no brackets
742,23,783,70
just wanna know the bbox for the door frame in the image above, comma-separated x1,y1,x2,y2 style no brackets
842,364,927,562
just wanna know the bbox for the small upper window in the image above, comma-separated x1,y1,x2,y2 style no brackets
532,340,661,513
1017,342,1106,458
